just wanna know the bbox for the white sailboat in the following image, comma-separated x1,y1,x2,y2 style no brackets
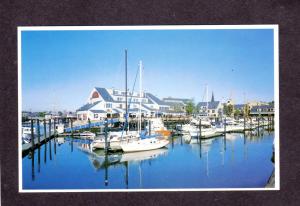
120,60,169,152
91,50,140,150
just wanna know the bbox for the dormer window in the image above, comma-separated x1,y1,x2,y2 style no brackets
92,91,99,98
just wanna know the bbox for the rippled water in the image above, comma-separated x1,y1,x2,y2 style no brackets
22,131,274,189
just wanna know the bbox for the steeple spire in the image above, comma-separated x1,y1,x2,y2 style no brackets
211,92,215,102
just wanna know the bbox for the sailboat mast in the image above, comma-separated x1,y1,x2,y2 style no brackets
125,49,128,134
206,84,208,115
139,61,142,134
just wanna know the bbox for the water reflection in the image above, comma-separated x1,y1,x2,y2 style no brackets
24,130,274,189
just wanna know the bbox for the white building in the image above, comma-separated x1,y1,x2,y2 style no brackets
76,87,171,121
197,93,223,118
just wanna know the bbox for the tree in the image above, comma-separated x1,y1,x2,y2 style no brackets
223,104,233,116
242,104,251,118
38,112,46,117
186,101,195,115
234,109,241,118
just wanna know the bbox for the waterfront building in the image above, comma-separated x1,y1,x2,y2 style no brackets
250,103,274,117
197,93,223,118
162,97,192,115
76,87,171,121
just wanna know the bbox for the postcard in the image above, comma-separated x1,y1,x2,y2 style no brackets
18,25,279,192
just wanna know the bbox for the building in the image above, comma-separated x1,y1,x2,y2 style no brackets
162,97,192,115
250,104,274,116
197,92,223,118
76,87,171,121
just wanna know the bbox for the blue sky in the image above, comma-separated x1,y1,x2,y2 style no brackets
22,28,274,111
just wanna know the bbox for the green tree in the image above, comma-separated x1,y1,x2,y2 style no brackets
242,104,251,118
234,109,241,118
38,112,46,117
186,101,195,115
223,104,233,116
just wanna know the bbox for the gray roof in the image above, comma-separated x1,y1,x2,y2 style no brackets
163,97,192,103
142,104,157,111
164,101,186,107
234,104,245,110
197,101,220,109
77,101,100,111
145,93,168,106
90,109,106,113
251,105,274,112
95,87,115,102
128,108,148,113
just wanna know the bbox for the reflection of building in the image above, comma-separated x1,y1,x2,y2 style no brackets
197,93,223,118
76,87,171,121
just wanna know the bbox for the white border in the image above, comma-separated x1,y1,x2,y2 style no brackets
18,25,279,192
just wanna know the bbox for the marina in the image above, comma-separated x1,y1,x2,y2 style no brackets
20,27,278,191
22,130,274,189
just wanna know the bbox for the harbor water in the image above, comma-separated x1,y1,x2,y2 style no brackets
22,132,274,189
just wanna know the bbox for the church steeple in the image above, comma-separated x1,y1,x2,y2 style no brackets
211,92,215,102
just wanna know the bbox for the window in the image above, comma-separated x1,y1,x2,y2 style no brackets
92,91,99,98
106,103,112,108
212,109,215,113
94,114,98,118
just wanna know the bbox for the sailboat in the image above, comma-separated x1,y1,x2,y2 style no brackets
91,50,140,150
120,61,169,152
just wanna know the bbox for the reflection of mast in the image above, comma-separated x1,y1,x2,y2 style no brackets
31,151,35,181
54,136,57,155
199,139,202,159
104,154,108,186
44,140,47,163
38,146,41,173
49,139,52,160
71,138,73,152
206,151,209,177
125,161,129,189
139,161,142,188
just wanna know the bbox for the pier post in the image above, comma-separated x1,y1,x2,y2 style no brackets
104,118,108,153
30,119,35,148
48,119,51,139
54,118,56,136
37,119,41,145
199,119,202,141
43,119,47,141
243,115,246,132
149,119,151,136
70,118,73,136
224,118,226,135
258,117,260,136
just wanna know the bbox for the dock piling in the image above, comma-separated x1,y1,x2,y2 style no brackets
37,119,41,145
48,119,51,139
199,119,202,141
30,119,35,148
104,118,108,153
43,119,47,141
70,118,73,136
224,118,226,135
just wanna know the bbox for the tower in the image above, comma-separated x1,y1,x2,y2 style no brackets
211,92,215,102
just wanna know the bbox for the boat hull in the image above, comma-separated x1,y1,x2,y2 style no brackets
121,138,169,152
